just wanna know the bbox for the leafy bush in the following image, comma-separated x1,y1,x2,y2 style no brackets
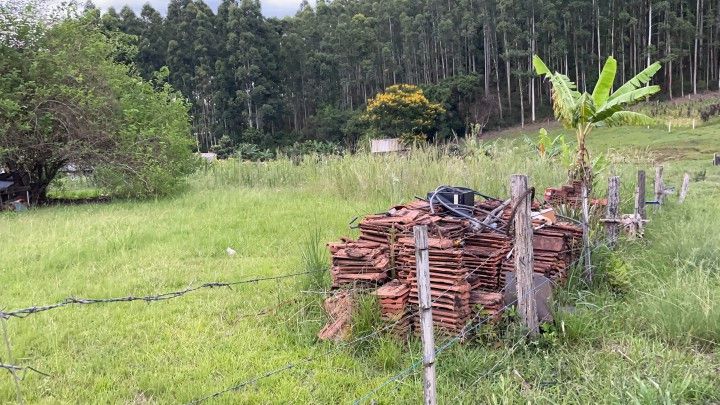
236,142,274,161
364,84,445,139
0,8,195,200
209,135,237,159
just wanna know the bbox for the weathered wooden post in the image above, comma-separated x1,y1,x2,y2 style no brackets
413,225,436,405
654,166,665,205
510,175,539,336
714,153,720,166
580,182,592,282
630,170,647,238
635,170,646,220
605,176,620,247
679,173,691,203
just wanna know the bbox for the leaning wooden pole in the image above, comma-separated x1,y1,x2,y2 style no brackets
679,173,691,203
654,166,665,205
510,174,539,336
413,225,436,405
605,176,620,247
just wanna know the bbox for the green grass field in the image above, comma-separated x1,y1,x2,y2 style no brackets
2,120,720,403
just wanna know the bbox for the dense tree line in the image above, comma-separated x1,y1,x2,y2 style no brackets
95,0,720,151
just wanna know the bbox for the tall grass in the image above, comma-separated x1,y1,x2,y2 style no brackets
195,141,572,206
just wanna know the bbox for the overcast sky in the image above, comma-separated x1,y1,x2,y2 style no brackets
85,0,311,18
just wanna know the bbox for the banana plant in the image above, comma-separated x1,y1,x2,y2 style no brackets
533,55,661,184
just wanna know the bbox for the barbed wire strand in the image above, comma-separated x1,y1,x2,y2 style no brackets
186,300,416,404
186,246,516,404
0,271,313,320
0,363,50,378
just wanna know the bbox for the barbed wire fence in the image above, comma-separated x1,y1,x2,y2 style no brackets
1,169,662,403
0,234,599,404
0,269,315,401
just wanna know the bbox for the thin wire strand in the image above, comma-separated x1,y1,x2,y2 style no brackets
0,271,313,320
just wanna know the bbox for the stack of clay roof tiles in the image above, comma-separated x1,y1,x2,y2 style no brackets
544,180,583,205
327,240,390,287
500,212,584,281
325,193,583,338
398,236,472,334
374,280,411,335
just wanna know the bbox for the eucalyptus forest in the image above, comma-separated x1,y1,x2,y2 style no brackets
96,0,720,150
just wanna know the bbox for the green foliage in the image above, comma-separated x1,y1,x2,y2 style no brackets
282,140,343,158
0,7,194,200
534,55,662,181
300,228,331,291
526,128,572,161
592,247,633,295
351,294,382,344
236,142,274,161
364,84,446,140
209,135,236,159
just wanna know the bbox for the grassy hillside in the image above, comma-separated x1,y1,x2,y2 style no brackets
1,121,719,403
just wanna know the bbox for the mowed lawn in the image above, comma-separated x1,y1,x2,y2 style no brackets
2,123,720,403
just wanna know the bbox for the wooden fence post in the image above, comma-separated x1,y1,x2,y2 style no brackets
655,166,665,205
714,153,720,166
605,176,620,247
413,225,436,405
580,182,592,282
679,173,691,203
510,175,539,336
635,170,646,220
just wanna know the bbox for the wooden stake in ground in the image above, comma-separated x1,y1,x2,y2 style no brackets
605,176,620,247
635,170,646,220
679,173,691,203
655,166,665,205
580,181,592,282
413,225,436,405
714,153,720,166
510,174,539,336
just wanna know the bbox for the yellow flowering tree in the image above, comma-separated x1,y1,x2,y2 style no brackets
364,84,445,141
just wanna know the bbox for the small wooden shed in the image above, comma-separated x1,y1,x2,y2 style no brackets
370,138,407,154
